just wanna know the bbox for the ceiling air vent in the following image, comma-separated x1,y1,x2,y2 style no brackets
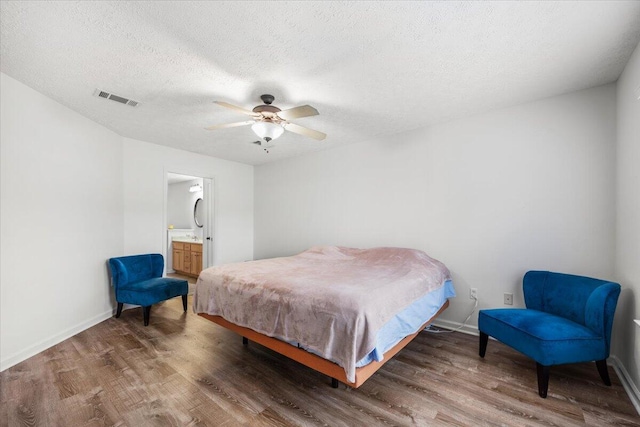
93,89,139,107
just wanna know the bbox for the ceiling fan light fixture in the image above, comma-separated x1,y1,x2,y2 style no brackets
251,121,284,142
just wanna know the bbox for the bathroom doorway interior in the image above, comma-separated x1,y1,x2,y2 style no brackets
165,172,214,293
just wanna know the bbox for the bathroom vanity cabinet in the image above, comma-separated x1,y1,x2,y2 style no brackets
172,241,203,277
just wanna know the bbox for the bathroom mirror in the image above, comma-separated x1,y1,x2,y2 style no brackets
194,198,204,228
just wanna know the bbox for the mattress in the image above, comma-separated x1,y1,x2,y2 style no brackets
194,246,453,382
356,279,455,366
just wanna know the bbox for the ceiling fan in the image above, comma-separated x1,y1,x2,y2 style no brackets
205,94,326,143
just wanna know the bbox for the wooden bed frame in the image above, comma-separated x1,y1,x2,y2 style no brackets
198,299,449,388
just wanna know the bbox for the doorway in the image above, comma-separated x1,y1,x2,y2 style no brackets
164,172,214,293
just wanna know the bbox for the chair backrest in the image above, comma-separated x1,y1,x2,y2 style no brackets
523,271,620,349
108,254,164,288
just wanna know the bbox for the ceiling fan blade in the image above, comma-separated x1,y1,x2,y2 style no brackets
277,105,319,120
214,101,260,117
205,120,254,130
283,122,326,141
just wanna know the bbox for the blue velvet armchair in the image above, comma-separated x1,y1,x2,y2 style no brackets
108,254,189,326
478,271,620,398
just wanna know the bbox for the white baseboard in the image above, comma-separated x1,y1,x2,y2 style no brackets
429,318,479,336
609,355,640,416
0,309,114,372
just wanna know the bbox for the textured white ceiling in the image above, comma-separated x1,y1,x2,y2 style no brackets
2,1,639,165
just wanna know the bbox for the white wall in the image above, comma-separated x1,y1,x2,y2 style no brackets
255,84,617,325
0,72,124,370
614,41,640,398
167,178,203,238
123,137,253,266
1,73,255,371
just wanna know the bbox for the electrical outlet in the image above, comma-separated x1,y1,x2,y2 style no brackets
504,293,513,305
469,288,478,300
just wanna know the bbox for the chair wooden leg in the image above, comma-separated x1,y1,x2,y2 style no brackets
596,359,612,386
143,306,151,326
182,294,188,312
536,363,550,398
242,337,248,346
115,303,123,318
479,332,489,357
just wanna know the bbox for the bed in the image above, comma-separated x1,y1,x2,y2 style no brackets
194,246,454,388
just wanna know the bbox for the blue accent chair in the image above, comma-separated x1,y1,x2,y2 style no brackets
478,271,621,398
108,254,189,326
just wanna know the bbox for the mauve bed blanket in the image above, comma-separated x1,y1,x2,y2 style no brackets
193,246,451,382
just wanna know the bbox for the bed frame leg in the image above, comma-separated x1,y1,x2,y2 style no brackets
331,378,339,388
242,336,248,346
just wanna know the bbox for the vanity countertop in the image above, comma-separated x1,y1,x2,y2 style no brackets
172,238,203,244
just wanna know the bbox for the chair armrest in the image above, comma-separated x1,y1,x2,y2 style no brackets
523,271,547,310
585,282,621,350
108,258,129,287
150,254,164,278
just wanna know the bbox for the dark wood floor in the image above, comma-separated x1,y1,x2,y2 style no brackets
1,296,638,427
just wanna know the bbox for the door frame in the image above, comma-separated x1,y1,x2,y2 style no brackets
163,168,215,275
